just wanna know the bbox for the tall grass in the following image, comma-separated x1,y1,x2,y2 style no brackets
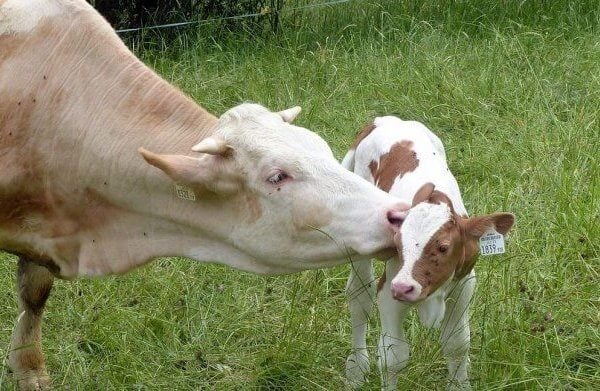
1,1,599,389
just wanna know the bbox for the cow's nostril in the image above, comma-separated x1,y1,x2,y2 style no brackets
404,285,414,294
387,211,404,226
387,207,408,228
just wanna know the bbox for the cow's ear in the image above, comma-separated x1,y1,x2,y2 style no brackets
277,106,302,123
412,182,435,206
139,148,241,194
139,148,204,184
463,212,515,238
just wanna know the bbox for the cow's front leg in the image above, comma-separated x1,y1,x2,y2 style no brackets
440,274,476,390
377,259,409,391
345,259,375,388
9,257,54,390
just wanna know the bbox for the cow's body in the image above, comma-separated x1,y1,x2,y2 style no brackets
1,1,409,388
1,0,220,277
343,116,514,390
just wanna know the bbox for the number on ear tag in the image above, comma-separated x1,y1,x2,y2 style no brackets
479,228,506,256
175,184,196,201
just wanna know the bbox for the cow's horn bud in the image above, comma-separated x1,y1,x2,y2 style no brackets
277,106,302,123
191,136,231,156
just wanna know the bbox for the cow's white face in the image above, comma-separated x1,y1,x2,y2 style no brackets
389,183,515,302
141,103,408,272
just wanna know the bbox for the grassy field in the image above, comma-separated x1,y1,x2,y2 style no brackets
1,1,599,389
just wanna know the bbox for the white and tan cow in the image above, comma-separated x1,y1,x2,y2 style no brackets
343,116,514,390
0,1,409,389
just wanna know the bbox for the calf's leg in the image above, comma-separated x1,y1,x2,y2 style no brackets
9,257,54,391
440,274,476,390
345,259,375,388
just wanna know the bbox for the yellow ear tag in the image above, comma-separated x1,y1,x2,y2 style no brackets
174,184,196,201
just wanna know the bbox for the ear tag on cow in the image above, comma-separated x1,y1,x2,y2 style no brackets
479,228,505,256
174,184,196,201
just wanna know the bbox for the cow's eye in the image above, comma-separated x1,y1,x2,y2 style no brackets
267,171,288,185
438,244,449,253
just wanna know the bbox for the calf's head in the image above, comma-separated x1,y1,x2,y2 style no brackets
390,183,514,302
140,103,407,272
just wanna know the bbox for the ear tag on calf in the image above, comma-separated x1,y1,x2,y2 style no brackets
479,228,505,256
175,184,196,201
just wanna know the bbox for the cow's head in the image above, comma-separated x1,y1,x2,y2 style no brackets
389,183,514,302
140,103,408,272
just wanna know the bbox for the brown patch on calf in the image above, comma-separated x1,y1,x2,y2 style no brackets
410,221,464,297
395,191,469,298
454,234,479,279
351,122,376,149
370,141,419,192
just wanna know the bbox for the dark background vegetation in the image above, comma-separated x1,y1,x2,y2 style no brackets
89,0,599,36
88,0,285,33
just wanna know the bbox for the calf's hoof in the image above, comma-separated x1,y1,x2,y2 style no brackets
345,351,370,389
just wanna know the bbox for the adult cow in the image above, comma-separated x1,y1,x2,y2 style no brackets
0,0,407,389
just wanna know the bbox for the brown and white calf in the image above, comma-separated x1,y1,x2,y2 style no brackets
1,1,408,389
342,116,514,390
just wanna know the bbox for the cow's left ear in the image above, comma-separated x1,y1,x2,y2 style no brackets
463,212,515,238
277,106,302,123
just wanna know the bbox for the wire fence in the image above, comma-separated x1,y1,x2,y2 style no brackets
115,0,357,34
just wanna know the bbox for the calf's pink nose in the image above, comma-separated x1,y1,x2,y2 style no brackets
391,282,416,301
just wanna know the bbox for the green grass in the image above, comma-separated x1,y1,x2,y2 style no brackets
1,1,599,389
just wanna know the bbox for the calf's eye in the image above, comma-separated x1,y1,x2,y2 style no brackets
438,244,449,253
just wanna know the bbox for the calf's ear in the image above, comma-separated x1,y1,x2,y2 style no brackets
412,182,435,206
138,147,241,195
463,212,515,238
455,213,514,279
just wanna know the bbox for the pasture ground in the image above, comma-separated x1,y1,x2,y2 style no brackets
1,1,598,389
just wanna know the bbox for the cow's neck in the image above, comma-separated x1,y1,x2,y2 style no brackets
62,51,241,277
